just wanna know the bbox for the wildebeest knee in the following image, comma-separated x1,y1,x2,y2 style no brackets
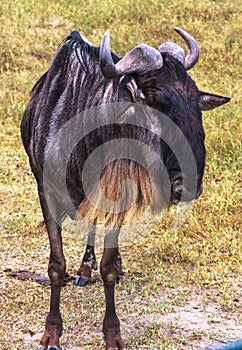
101,266,118,286
48,261,66,284
100,263,119,286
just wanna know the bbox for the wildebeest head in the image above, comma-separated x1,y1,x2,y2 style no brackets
99,27,230,205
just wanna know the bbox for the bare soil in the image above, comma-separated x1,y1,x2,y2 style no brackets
18,277,241,350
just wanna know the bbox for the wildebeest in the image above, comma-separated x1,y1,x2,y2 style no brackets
21,27,229,349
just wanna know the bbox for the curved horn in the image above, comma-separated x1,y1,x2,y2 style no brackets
174,27,200,70
100,31,164,79
100,31,118,79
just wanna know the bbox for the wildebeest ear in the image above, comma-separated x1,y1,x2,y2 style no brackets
199,91,230,111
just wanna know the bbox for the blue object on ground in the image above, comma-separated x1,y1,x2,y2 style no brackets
206,340,242,350
75,275,89,286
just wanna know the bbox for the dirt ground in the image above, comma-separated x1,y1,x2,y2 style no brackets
18,279,241,350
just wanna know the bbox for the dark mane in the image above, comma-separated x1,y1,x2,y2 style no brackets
31,30,120,96
63,30,101,73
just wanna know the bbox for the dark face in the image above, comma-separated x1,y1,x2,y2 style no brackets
136,55,206,204
99,27,230,205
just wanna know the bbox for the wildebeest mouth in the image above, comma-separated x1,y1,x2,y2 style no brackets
170,177,203,205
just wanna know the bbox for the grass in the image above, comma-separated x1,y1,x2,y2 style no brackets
0,0,241,349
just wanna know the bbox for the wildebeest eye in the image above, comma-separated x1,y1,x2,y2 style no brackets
143,87,172,114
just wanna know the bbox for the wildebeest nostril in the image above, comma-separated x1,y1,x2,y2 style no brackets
174,185,183,197
171,179,183,202
171,178,203,204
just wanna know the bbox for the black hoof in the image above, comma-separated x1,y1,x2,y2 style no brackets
75,275,89,287
93,262,98,270
116,275,125,284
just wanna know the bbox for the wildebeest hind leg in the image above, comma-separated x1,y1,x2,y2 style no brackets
76,221,97,286
76,244,98,286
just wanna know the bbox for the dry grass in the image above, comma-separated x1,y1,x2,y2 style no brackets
0,0,241,349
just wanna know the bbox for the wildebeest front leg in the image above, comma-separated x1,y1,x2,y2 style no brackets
38,186,66,349
101,229,126,350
